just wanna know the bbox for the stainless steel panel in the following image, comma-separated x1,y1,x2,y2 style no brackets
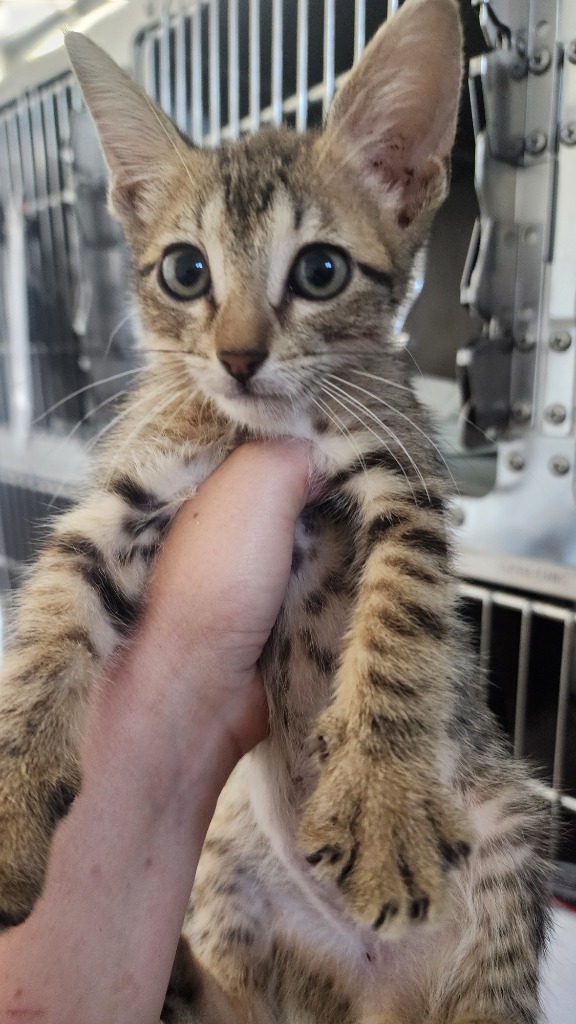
460,581,576,857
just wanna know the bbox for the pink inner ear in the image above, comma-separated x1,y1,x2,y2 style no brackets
323,0,462,216
365,133,445,229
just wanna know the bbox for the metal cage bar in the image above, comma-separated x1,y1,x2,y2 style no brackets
271,0,283,125
513,604,533,758
227,0,240,138
296,0,309,132
354,0,366,63
133,0,387,143
459,580,576,844
323,0,336,117
249,0,261,132
209,0,221,143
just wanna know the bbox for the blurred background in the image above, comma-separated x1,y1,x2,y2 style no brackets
0,0,574,1004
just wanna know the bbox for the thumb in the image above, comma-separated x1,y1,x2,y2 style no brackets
151,440,312,653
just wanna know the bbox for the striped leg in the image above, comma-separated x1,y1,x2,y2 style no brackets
299,470,472,933
423,783,548,1024
0,475,181,927
161,936,263,1024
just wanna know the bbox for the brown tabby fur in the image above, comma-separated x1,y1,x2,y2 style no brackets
0,2,548,1022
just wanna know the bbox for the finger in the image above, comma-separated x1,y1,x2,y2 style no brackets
151,441,312,642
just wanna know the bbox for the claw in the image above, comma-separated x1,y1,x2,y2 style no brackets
409,896,429,921
306,844,344,866
373,902,399,930
441,838,471,869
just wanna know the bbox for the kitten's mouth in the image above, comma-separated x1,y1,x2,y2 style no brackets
221,380,285,404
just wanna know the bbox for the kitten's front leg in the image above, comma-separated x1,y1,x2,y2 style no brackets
299,471,472,934
0,454,215,927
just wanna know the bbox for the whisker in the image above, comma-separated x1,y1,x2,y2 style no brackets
328,373,458,494
323,378,428,500
58,388,130,446
46,368,188,509
403,345,424,377
142,92,198,192
102,373,196,487
33,366,145,425
81,368,190,460
348,368,412,393
104,309,138,358
45,391,131,509
311,393,366,468
319,382,417,502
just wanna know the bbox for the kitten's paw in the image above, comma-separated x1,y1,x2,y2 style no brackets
0,758,81,929
298,721,472,935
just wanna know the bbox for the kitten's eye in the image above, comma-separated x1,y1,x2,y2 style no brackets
288,245,351,301
159,245,211,300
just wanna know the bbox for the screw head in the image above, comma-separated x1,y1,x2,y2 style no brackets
516,332,536,351
550,332,572,352
525,130,547,156
507,451,525,472
510,57,528,81
511,402,532,424
549,455,570,476
567,40,576,65
529,47,551,74
545,403,567,424
560,123,576,146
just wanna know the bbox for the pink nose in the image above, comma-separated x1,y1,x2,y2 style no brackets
218,349,268,383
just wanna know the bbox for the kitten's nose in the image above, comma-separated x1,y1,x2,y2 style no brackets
218,349,268,384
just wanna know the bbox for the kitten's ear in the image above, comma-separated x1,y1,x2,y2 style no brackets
323,0,462,231
65,32,186,224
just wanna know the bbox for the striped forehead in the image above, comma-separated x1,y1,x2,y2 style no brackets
215,133,305,226
201,174,324,307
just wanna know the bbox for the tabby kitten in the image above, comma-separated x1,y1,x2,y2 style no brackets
0,0,548,1021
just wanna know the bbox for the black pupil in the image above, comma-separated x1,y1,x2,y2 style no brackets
175,251,204,288
303,250,335,289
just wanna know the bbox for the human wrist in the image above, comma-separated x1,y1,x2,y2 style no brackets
102,636,260,824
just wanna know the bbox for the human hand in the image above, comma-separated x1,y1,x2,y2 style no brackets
0,442,311,1024
139,440,311,759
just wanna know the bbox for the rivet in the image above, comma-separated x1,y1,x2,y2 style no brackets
545,403,567,424
550,332,572,352
510,58,528,82
516,333,536,351
525,130,547,156
511,403,531,424
529,47,551,74
567,40,576,65
507,451,525,472
560,123,576,146
549,455,570,476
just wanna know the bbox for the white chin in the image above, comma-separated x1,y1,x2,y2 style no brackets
214,392,303,435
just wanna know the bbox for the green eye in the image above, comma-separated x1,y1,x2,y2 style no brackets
159,244,211,300
288,245,351,301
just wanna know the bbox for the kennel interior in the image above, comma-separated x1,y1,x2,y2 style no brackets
0,0,574,888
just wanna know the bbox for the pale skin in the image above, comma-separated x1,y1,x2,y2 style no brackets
0,441,311,1024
